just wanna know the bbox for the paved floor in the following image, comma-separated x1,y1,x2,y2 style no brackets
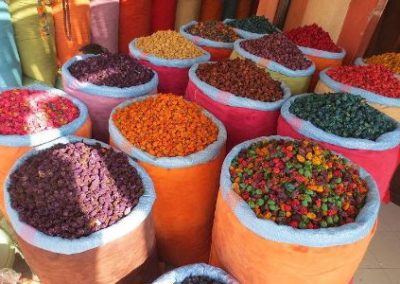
355,202,400,284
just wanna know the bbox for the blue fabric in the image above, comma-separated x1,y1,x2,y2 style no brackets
220,135,380,247
0,1,21,87
298,46,346,60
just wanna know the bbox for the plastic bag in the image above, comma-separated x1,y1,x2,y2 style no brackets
0,1,22,87
298,46,346,90
210,135,380,284
231,39,315,94
52,0,90,65
180,21,237,61
277,94,400,202
0,85,91,218
153,263,239,284
119,0,151,54
4,136,157,284
185,63,291,150
129,39,209,95
62,54,158,141
90,0,119,53
109,95,227,266
314,69,400,122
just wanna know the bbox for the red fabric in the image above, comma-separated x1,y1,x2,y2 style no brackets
186,80,279,151
119,0,152,54
138,59,189,95
277,115,400,203
151,0,177,32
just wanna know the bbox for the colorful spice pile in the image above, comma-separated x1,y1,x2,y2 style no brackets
186,21,240,43
180,276,225,284
0,89,80,135
285,23,341,52
113,94,218,157
326,64,400,98
240,33,312,70
136,31,205,59
68,53,154,88
196,59,283,102
9,142,144,239
226,16,279,35
290,93,397,140
230,139,369,229
364,52,400,74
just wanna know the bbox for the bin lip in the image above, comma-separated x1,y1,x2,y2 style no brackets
62,54,159,97
187,63,291,111
219,135,380,247
0,85,89,147
4,135,156,255
280,93,400,151
319,68,400,107
109,94,227,169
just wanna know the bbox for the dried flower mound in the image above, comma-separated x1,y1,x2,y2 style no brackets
9,142,144,239
180,275,225,284
196,59,284,102
113,94,219,157
136,30,205,59
285,23,341,53
230,139,369,229
226,16,279,35
0,89,80,135
364,52,400,74
240,33,312,70
68,53,154,88
290,93,397,141
186,21,241,43
326,64,400,98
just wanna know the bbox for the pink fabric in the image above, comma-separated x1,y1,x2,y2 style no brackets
277,115,400,203
90,0,119,53
63,80,127,142
138,59,189,95
186,80,280,151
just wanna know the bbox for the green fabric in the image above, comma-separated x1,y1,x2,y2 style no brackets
10,0,57,86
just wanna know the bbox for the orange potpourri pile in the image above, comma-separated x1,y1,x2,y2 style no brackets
113,94,219,157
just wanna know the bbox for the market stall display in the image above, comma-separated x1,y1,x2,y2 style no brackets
181,21,240,61
5,136,157,284
0,86,91,218
210,136,380,284
314,65,400,122
110,94,227,266
231,33,315,94
130,31,209,95
0,1,21,87
62,53,157,142
186,58,290,150
153,263,239,284
277,93,400,202
355,52,400,76
285,24,346,90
